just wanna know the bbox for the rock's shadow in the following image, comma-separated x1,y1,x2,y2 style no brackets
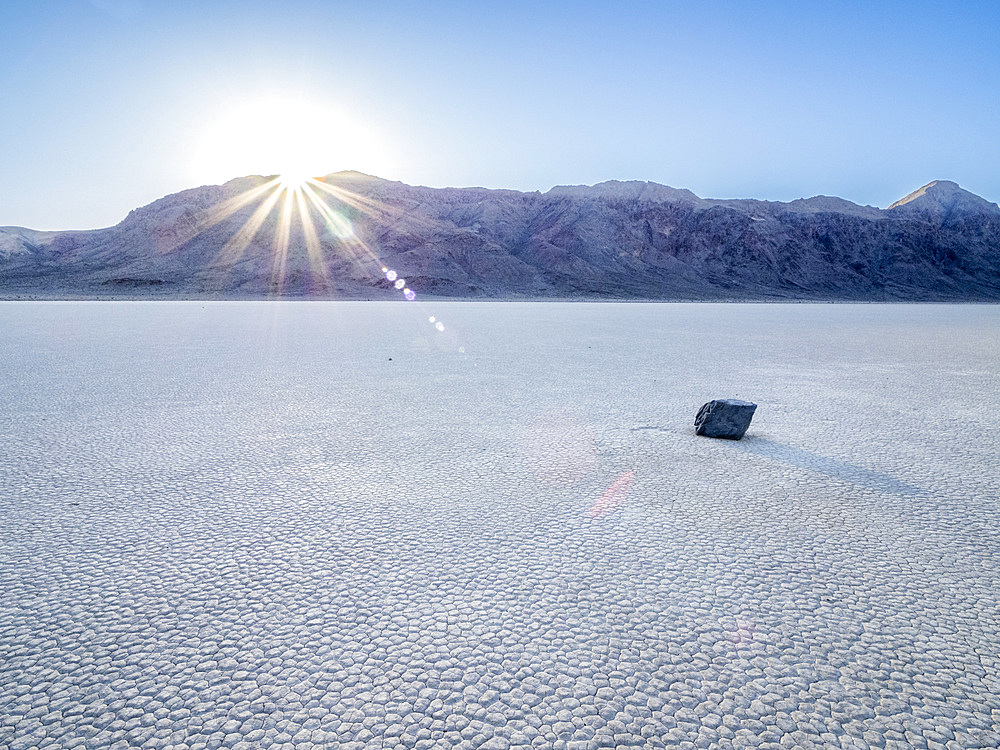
734,435,925,497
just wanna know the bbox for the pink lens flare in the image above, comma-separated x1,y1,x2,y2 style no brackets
588,470,635,517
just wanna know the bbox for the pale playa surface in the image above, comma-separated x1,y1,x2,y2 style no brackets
1,301,998,750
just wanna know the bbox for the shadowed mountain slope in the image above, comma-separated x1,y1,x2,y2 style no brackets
2,175,998,300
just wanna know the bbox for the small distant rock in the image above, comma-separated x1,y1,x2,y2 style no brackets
695,399,757,440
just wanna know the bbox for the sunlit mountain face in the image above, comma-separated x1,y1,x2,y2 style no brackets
179,172,421,301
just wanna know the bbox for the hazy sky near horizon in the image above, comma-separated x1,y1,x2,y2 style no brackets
2,0,998,229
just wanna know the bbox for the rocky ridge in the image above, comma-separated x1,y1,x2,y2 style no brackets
1,175,998,300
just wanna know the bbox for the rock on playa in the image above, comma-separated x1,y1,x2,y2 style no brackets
695,399,757,440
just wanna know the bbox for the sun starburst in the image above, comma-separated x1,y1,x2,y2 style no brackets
278,172,310,191
165,170,451,340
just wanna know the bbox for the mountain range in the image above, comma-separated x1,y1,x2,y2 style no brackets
2,174,999,300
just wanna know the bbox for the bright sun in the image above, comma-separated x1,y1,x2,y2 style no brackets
278,171,311,190
177,101,431,307
192,94,387,185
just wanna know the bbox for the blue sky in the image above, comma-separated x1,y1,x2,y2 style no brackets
2,0,998,229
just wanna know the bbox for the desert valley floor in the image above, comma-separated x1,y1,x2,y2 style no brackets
1,301,998,750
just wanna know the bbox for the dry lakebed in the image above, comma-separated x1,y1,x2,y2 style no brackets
1,301,998,749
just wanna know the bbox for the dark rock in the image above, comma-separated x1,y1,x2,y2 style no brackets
695,399,757,440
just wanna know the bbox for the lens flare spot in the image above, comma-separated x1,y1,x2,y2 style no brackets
589,470,635,518
429,316,436,323
386,269,397,282
404,289,416,301
435,321,445,331
394,278,406,290
325,212,354,239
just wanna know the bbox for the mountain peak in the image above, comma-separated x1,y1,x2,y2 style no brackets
546,180,701,203
888,180,996,213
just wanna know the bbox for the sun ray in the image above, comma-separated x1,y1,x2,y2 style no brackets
204,177,283,226
301,184,354,239
307,178,442,232
270,186,297,295
301,184,378,273
304,178,440,274
306,178,383,216
154,178,282,256
293,186,329,290
153,171,442,307
212,182,286,271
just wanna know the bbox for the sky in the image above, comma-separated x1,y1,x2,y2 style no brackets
2,0,998,230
